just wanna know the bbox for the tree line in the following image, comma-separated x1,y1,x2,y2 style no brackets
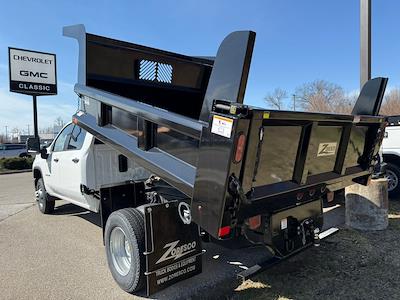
264,80,400,115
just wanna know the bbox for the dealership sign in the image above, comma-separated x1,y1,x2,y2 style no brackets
9,47,57,95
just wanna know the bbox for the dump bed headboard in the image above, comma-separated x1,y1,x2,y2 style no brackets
85,34,213,120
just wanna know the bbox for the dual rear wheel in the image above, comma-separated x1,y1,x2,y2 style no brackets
105,208,146,293
35,177,146,293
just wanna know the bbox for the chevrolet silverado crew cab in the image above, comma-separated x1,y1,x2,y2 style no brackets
32,122,149,213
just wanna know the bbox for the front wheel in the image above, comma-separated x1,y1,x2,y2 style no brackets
386,163,400,198
35,178,55,214
105,208,146,293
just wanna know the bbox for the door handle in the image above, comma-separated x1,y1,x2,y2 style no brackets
53,158,59,162
72,158,79,163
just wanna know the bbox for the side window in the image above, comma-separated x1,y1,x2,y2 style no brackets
8,145,25,150
67,126,87,150
53,124,74,152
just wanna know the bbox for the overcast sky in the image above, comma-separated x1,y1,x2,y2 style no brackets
1,0,400,135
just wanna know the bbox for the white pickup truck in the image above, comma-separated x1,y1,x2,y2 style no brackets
32,122,149,213
382,115,400,197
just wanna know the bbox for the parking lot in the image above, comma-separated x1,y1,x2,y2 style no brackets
5,171,400,300
0,172,351,300
0,172,136,300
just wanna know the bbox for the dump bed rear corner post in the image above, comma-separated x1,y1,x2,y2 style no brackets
198,31,255,123
192,30,256,237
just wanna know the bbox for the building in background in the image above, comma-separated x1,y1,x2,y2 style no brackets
11,124,63,145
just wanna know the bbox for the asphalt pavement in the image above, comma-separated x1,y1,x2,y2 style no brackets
0,172,345,300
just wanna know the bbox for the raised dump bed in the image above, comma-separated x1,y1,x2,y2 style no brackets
63,24,387,295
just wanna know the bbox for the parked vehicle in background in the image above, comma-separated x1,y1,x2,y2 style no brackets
0,143,29,158
382,115,400,197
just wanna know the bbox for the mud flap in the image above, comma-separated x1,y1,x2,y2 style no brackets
144,201,202,295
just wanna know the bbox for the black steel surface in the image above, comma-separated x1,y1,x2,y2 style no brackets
199,31,255,122
352,77,387,116
144,202,202,295
99,181,145,239
86,33,213,120
192,115,250,238
66,26,387,243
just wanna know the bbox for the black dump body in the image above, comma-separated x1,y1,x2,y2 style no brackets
64,25,387,242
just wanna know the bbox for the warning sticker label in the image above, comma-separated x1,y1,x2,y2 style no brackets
211,115,233,138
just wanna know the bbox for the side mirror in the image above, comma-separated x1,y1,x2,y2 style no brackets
26,137,40,153
40,147,49,159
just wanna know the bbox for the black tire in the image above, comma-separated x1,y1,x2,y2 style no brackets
105,208,146,293
386,162,400,198
35,178,55,214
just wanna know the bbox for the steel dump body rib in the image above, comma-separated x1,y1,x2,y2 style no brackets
75,84,206,140
73,111,196,197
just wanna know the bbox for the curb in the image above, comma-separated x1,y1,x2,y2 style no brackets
0,169,32,175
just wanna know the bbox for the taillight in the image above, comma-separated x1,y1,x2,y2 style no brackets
234,133,246,163
248,215,261,230
218,226,231,237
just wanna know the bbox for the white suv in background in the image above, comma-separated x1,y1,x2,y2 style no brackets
0,144,29,158
382,115,400,197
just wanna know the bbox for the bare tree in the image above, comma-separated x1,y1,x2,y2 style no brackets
380,88,400,116
39,126,54,134
264,88,287,110
54,117,65,127
295,80,354,113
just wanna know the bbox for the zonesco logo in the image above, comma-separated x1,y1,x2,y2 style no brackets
156,240,197,264
317,142,337,157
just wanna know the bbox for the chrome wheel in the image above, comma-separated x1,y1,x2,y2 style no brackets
387,169,399,192
35,187,44,209
110,227,132,276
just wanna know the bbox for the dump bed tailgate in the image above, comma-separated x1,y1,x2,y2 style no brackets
242,110,385,197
